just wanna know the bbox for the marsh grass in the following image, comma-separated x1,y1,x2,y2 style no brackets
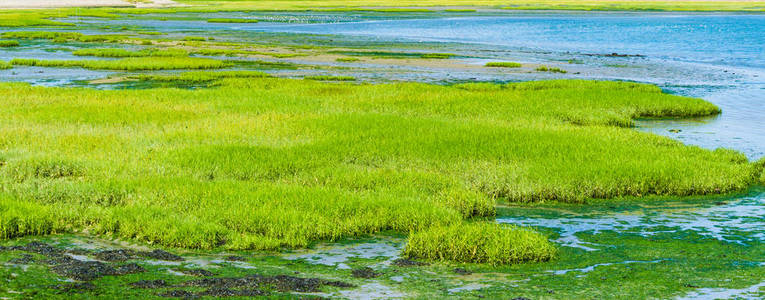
304,75,356,81
191,48,303,58
486,62,522,68
183,36,208,42
72,48,188,58
207,18,259,23
336,57,361,62
136,70,272,83
331,50,455,59
0,77,759,262
403,223,557,265
0,61,11,70
2,31,129,44
536,65,568,73
10,57,230,71
0,40,20,48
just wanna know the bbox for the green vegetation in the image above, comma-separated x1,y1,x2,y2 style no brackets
536,65,568,73
336,57,361,63
0,40,20,48
0,77,759,263
72,48,188,58
136,70,272,83
191,48,304,58
183,36,208,42
444,9,478,12
0,61,11,70
331,50,455,59
420,53,456,59
404,223,557,265
207,18,259,23
486,62,522,68
10,57,229,71
304,75,356,81
1,31,128,44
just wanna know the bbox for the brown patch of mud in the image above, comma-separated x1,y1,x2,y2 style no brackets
179,274,353,293
89,76,135,84
392,258,429,267
453,268,473,275
52,282,96,294
94,248,184,262
351,267,381,279
7,242,147,281
131,279,169,289
173,267,215,277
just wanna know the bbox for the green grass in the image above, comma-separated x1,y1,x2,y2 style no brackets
0,61,11,70
486,62,522,68
0,40,20,48
72,48,188,58
190,48,304,58
10,57,230,71
183,36,208,42
536,65,568,73
304,75,356,81
331,50,455,59
0,78,759,262
207,18,259,23
420,53,456,59
403,222,557,265
136,70,272,83
1,31,129,44
336,57,361,63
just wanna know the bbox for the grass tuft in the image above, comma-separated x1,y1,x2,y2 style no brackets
536,65,568,73
72,48,188,58
0,61,11,70
10,57,230,71
403,222,557,265
486,62,522,68
0,40,20,48
136,70,272,83
336,57,361,63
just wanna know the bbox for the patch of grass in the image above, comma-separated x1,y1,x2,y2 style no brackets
536,65,568,73
0,61,11,70
10,57,229,71
136,70,272,83
72,48,188,58
444,9,478,12
191,48,303,59
420,53,456,59
486,62,522,68
0,78,758,262
1,31,129,44
304,75,356,81
207,18,259,23
336,57,361,63
403,222,557,265
331,50,454,59
0,40,20,48
183,36,208,42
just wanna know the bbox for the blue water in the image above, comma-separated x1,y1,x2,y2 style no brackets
253,13,765,69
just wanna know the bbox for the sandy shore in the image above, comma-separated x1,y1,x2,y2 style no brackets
0,0,178,9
